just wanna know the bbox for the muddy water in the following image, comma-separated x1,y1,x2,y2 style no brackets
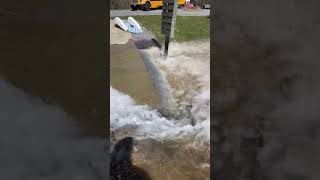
110,42,211,180
110,18,210,180
110,41,160,108
133,139,210,180
113,127,210,180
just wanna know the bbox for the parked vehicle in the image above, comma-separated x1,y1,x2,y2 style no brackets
130,0,186,11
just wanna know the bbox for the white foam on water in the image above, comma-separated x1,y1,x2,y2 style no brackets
111,40,210,144
110,86,209,143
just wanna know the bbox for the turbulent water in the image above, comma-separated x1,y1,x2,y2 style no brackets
110,40,210,145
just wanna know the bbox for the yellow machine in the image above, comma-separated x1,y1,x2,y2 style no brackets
131,0,186,11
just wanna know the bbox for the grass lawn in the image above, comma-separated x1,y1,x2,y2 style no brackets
113,16,210,43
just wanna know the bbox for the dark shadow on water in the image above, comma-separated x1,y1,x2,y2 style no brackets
111,137,152,180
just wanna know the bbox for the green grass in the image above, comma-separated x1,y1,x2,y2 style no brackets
114,16,210,43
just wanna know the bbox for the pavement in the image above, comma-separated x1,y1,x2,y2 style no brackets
110,20,132,45
110,20,160,108
110,9,210,17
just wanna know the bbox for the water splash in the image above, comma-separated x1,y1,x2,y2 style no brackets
110,40,210,144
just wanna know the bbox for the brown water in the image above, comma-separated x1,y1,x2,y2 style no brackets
112,128,210,180
110,40,211,180
133,139,210,180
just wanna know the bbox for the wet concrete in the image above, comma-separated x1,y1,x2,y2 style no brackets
110,20,160,108
110,41,160,108
110,20,131,45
